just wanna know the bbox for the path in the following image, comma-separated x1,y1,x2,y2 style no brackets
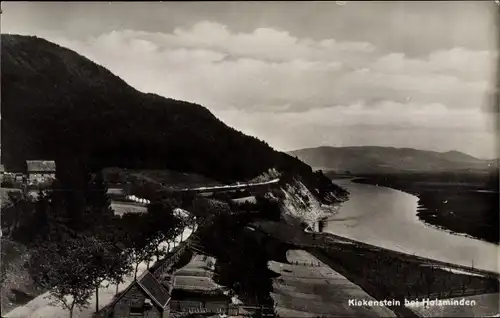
4,227,194,318
179,178,280,193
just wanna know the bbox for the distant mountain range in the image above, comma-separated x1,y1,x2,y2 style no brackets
288,146,498,174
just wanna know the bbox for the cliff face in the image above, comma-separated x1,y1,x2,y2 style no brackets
268,177,348,230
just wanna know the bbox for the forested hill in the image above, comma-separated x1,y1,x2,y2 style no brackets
1,34,339,195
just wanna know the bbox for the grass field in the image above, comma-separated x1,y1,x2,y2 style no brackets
110,201,148,215
130,169,221,189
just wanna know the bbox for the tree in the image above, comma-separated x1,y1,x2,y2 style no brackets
87,236,131,313
119,213,155,279
1,190,35,238
8,186,71,246
85,171,113,224
190,196,230,218
119,199,182,277
23,181,77,246
105,229,134,296
29,236,98,318
143,200,181,268
127,177,160,202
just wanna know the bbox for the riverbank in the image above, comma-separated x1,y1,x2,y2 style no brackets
311,245,499,318
269,249,397,317
350,172,499,244
251,220,499,317
321,179,499,273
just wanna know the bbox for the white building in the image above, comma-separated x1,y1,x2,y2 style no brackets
26,160,56,185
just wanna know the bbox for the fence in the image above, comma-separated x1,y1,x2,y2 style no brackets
315,232,500,279
153,240,191,279
153,215,215,279
405,288,500,300
239,305,276,317
170,300,239,316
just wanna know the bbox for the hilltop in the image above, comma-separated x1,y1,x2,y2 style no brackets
288,146,497,174
1,34,344,201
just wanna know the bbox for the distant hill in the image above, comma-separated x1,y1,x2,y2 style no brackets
288,146,497,174
1,34,342,199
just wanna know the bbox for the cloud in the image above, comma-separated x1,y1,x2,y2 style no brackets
372,48,497,84
41,21,495,116
11,20,497,157
215,102,498,158
123,21,376,62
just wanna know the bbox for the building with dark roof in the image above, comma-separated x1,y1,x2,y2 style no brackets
103,270,172,318
26,160,56,185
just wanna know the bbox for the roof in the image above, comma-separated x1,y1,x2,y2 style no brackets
137,270,171,309
102,270,171,314
26,160,56,172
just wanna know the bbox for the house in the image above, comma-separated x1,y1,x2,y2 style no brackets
104,270,172,318
14,173,25,183
26,160,56,185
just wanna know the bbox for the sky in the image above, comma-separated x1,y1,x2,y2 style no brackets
1,1,499,159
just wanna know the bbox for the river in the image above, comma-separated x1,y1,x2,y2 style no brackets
322,179,499,274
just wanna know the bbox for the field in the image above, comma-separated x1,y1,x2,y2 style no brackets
308,235,499,318
251,220,499,317
410,292,500,317
102,167,222,189
110,201,147,216
269,249,397,318
340,170,499,244
173,254,224,292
